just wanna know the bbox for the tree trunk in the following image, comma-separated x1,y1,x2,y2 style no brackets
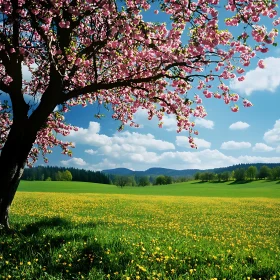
0,123,36,230
0,164,24,229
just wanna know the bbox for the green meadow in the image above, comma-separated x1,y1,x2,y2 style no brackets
19,179,280,198
1,180,280,279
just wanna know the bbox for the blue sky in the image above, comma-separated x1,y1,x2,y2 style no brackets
4,3,280,171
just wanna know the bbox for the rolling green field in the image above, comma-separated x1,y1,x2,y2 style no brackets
19,179,280,198
1,180,280,279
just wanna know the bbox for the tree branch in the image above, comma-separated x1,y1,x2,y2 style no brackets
59,61,219,103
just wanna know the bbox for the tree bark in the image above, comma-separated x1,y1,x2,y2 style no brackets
0,122,36,229
0,164,24,230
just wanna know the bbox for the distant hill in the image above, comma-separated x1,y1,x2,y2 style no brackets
102,163,280,177
103,167,199,177
101,168,135,176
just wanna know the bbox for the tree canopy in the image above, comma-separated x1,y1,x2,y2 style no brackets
0,0,278,165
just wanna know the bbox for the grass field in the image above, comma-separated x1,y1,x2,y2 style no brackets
19,179,280,198
1,180,280,279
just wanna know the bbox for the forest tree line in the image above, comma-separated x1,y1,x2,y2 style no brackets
109,174,190,187
22,166,110,184
111,164,280,187
194,165,280,182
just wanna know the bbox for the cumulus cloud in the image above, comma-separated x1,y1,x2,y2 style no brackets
264,120,280,144
89,159,119,171
68,122,175,151
113,131,175,150
61,157,87,166
61,148,280,171
68,122,112,147
230,57,280,95
176,136,211,149
238,155,280,164
195,118,214,129
161,115,177,131
63,121,280,171
148,149,239,170
229,121,250,130
252,143,274,152
221,141,251,150
85,149,98,155
133,109,178,131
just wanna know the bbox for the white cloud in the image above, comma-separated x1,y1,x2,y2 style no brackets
60,147,280,171
264,120,280,144
162,115,177,131
195,118,214,129
252,143,274,152
229,121,250,130
61,157,87,166
221,141,251,150
89,159,119,171
113,131,175,151
155,149,238,170
176,136,211,149
131,109,148,128
230,57,280,95
68,122,112,147
238,155,280,164
175,136,190,147
63,121,280,171
133,109,178,131
85,149,98,155
68,122,175,151
129,151,159,163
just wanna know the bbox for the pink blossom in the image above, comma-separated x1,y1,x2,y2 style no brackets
243,99,253,107
258,59,265,69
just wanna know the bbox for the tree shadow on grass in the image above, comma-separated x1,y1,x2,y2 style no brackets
211,180,231,184
18,216,75,235
1,217,132,279
228,180,252,185
191,181,208,184
251,267,276,280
